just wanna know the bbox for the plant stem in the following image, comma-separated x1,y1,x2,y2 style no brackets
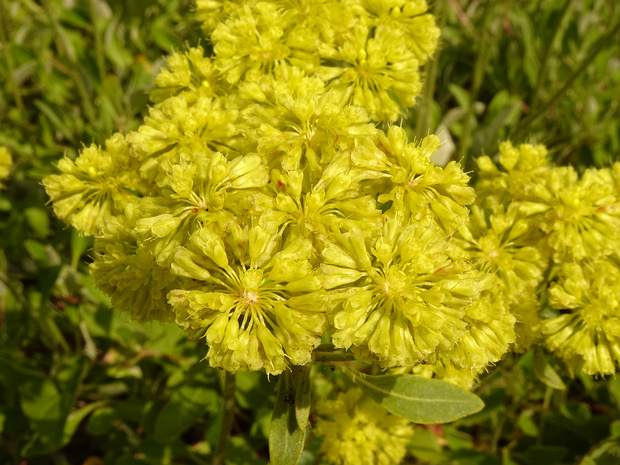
312,344,356,363
513,19,620,141
414,0,448,140
313,351,356,363
531,0,573,108
88,0,106,83
459,0,493,171
0,0,24,110
212,371,236,465
536,386,554,446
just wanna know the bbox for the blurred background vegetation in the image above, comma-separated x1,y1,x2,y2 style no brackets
1,0,619,464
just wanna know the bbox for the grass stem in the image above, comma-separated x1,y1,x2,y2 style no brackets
513,19,620,141
212,371,236,465
414,0,448,140
458,0,493,171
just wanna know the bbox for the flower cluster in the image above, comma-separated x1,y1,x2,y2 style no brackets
472,141,620,375
42,1,563,390
40,0,526,385
314,387,414,465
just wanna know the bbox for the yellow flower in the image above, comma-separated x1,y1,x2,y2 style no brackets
270,149,383,245
90,240,177,323
42,133,138,237
0,146,12,189
512,291,542,352
410,356,482,390
195,0,252,35
314,387,414,465
318,23,422,122
453,203,546,301
358,0,440,63
212,2,293,84
168,220,327,375
352,127,475,234
239,63,375,179
126,94,239,164
150,46,222,104
475,140,549,208
322,214,482,367
132,151,271,266
544,259,620,376
525,166,620,262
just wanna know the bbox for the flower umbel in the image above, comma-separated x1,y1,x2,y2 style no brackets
322,214,484,367
314,387,414,465
168,221,327,375
544,259,620,376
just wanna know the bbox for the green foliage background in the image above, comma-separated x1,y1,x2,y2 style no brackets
1,0,619,464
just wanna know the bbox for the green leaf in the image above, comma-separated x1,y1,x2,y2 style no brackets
343,368,484,424
448,83,472,109
580,437,620,465
450,448,501,465
20,378,64,456
235,371,276,410
60,401,106,446
87,406,115,435
533,347,566,390
56,355,89,417
152,385,219,441
517,410,539,437
227,436,269,465
20,356,91,456
269,372,306,465
608,376,620,408
24,207,50,237
34,100,73,141
291,366,311,431
408,427,448,462
71,229,93,270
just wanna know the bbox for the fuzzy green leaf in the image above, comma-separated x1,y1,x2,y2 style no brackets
269,372,306,465
344,369,484,424
291,366,311,431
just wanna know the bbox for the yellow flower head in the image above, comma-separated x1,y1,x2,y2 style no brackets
357,0,440,63
239,63,375,179
441,274,516,371
151,46,222,104
453,203,546,301
132,151,271,266
322,214,483,367
411,356,482,390
126,94,239,164
318,23,422,122
42,133,138,237
475,140,549,208
353,127,475,234
168,219,327,375
525,166,620,262
544,259,620,376
195,0,253,35
314,387,414,465
90,240,177,323
212,2,293,84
